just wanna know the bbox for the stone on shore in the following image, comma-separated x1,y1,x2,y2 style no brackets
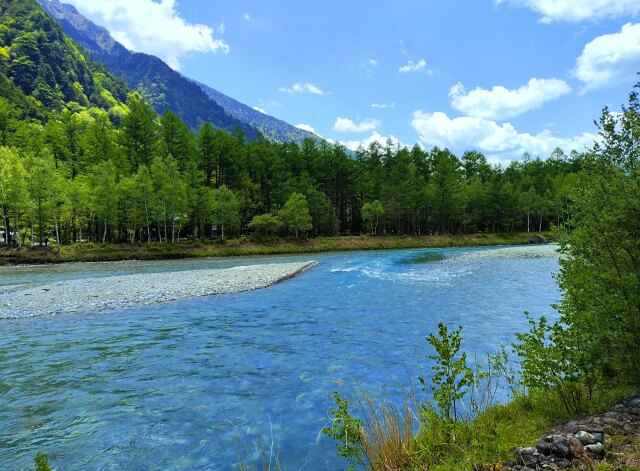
0,261,317,319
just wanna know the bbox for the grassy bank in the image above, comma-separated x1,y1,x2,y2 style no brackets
0,232,551,265
407,386,635,470
329,381,636,471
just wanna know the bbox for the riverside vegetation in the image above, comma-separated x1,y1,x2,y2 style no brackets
322,84,640,470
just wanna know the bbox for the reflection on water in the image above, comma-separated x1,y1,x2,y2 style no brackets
397,252,446,264
0,245,560,470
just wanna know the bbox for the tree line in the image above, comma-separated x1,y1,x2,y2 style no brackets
0,93,587,246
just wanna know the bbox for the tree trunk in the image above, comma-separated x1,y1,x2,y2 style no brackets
37,198,43,245
2,206,10,244
53,212,60,246
14,211,22,247
144,198,151,243
163,203,168,243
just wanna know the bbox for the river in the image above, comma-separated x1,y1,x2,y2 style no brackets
0,245,560,470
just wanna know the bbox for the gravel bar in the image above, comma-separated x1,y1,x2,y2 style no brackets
0,261,317,319
444,244,560,263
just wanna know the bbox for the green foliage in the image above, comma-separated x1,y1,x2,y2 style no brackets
514,82,640,416
248,213,281,236
278,192,312,238
362,200,384,235
0,0,128,118
0,146,29,245
120,94,158,172
34,452,51,471
208,185,240,239
514,313,588,414
322,391,363,470
421,323,476,422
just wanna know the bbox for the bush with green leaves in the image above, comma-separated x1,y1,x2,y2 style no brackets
514,83,640,413
247,213,281,237
420,323,476,422
322,391,363,470
514,313,592,414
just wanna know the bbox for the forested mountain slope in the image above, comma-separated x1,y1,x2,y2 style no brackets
0,0,128,119
37,0,257,138
37,0,318,143
191,78,319,144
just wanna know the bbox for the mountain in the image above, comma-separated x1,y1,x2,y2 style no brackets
37,0,320,144
36,0,256,140
190,78,320,144
0,0,129,118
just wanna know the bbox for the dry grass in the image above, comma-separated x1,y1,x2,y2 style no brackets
352,388,419,471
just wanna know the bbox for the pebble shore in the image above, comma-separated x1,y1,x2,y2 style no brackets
0,261,317,319
444,243,560,264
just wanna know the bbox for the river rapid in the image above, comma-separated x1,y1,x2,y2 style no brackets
0,244,560,470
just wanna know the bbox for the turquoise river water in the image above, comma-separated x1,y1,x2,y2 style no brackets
0,245,560,470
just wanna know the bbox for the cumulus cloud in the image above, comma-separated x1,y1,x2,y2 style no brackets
574,23,640,93
411,110,597,160
340,132,406,152
333,117,381,133
449,78,572,120
495,0,640,22
252,107,266,114
278,82,329,95
295,124,319,135
399,59,430,74
64,0,229,71
371,102,396,109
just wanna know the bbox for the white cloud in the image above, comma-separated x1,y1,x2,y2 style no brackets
398,40,407,55
243,12,253,22
340,132,406,152
371,102,396,109
362,58,378,77
449,78,572,120
252,106,266,114
495,0,640,23
333,117,381,133
574,23,640,93
64,0,229,71
411,110,597,161
399,59,430,74
295,124,319,135
278,82,329,96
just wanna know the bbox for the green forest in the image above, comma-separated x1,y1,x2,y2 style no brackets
0,95,584,246
0,0,586,248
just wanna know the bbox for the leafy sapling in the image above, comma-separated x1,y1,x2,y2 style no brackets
420,323,475,422
322,391,363,470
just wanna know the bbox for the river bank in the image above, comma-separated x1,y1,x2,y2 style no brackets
0,261,316,319
0,232,551,265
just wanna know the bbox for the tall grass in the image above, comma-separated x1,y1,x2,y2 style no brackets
233,415,282,471
354,389,416,470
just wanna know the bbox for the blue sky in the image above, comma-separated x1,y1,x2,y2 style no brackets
63,0,640,163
